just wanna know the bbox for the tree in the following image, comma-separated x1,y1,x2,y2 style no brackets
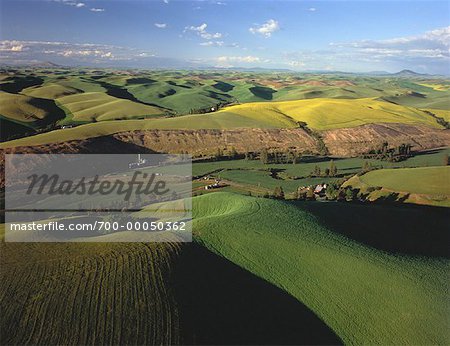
317,139,328,156
325,184,338,200
273,186,285,200
260,148,269,164
345,188,354,201
297,189,307,200
313,165,321,177
324,168,330,176
444,153,449,166
363,161,371,172
329,160,337,177
306,188,315,200
215,148,223,160
230,146,238,159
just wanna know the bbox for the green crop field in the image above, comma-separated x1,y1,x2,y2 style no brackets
189,149,450,195
192,192,449,345
0,92,62,124
360,166,450,195
0,225,182,345
342,165,450,206
56,92,164,121
0,234,183,345
2,192,448,344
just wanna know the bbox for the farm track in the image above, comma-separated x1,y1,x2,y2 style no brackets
0,242,181,345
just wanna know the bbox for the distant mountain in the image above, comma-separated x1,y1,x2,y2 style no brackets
391,69,427,77
365,71,391,76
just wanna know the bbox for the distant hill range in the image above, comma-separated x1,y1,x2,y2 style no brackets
0,60,443,78
390,69,429,77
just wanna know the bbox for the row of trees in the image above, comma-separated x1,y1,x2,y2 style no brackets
310,160,338,177
260,148,302,164
363,142,413,162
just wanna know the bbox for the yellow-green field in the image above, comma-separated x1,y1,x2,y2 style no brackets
343,166,450,206
424,108,450,122
1,96,445,148
418,83,450,91
217,97,443,130
360,166,450,195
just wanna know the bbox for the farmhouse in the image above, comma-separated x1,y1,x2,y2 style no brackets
314,183,327,197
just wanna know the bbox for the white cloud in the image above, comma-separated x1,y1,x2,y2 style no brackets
0,41,28,52
308,7,316,12
200,32,222,39
58,49,114,58
154,23,167,29
184,23,223,40
52,1,86,8
217,56,261,63
200,41,224,47
11,45,25,52
163,0,169,3
0,40,156,63
331,26,450,60
215,1,226,5
287,61,305,67
249,19,279,38
185,23,208,33
280,26,450,74
90,8,105,12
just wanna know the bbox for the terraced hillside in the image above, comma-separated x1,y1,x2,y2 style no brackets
193,192,450,345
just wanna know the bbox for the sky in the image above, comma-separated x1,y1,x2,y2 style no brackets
0,0,449,74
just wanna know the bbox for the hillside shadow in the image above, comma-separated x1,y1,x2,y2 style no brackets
0,76,43,93
295,201,450,258
173,243,342,345
88,79,169,109
249,86,276,100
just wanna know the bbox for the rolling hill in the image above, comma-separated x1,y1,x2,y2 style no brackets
193,192,449,345
343,166,450,206
56,92,165,122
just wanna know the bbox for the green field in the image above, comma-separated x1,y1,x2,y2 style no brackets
56,92,164,122
190,149,450,195
2,68,449,145
192,192,449,345
2,192,448,344
0,233,181,345
342,165,450,206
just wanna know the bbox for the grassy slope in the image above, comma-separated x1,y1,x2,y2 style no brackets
1,96,445,148
22,83,83,99
192,149,450,177
56,92,164,121
0,92,56,124
0,228,181,345
424,108,450,122
359,166,450,195
193,192,449,345
217,97,442,130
